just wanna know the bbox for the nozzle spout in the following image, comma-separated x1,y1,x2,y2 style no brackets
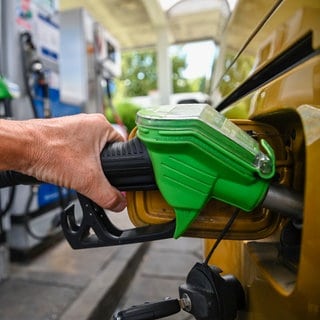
262,184,304,220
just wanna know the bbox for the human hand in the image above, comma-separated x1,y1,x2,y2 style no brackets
21,114,127,212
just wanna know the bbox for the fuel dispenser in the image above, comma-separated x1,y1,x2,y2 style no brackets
0,76,19,280
94,22,126,136
60,8,121,116
0,0,82,259
0,1,123,261
60,8,124,136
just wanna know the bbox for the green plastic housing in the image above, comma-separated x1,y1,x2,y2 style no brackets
0,77,12,100
136,104,275,238
0,77,19,100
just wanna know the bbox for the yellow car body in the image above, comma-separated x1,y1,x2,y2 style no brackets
206,0,320,319
127,0,320,318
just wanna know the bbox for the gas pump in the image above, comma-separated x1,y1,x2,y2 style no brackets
0,76,19,280
0,0,80,259
93,21,126,137
0,2,122,260
60,8,123,134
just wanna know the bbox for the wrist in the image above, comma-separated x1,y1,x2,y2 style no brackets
0,119,40,173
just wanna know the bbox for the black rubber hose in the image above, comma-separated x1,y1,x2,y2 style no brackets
0,171,40,188
19,32,39,118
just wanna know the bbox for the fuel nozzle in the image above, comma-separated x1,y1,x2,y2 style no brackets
136,104,276,238
0,104,304,249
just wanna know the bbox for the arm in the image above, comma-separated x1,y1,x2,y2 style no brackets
0,113,127,212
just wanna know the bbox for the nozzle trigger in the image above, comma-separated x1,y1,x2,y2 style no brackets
61,193,175,249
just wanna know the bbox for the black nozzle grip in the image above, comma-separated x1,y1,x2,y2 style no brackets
101,137,157,191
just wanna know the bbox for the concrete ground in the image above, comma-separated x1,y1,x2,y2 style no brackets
0,209,203,320
114,237,203,320
0,210,145,320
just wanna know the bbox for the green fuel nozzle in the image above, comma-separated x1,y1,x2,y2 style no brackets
136,104,275,238
0,104,278,247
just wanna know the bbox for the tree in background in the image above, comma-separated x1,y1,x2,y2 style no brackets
171,53,192,93
109,47,208,132
118,49,157,97
117,47,205,97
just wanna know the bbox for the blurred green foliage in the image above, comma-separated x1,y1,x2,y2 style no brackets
106,100,141,133
110,47,208,131
117,48,206,97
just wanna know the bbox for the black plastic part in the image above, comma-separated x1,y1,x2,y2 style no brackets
179,263,245,320
0,137,156,191
101,137,157,191
113,298,181,320
61,193,175,249
0,171,40,188
279,219,302,271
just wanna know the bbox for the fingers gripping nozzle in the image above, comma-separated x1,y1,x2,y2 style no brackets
60,138,178,249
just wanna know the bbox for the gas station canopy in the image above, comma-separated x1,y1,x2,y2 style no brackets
60,0,231,50
59,0,234,104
